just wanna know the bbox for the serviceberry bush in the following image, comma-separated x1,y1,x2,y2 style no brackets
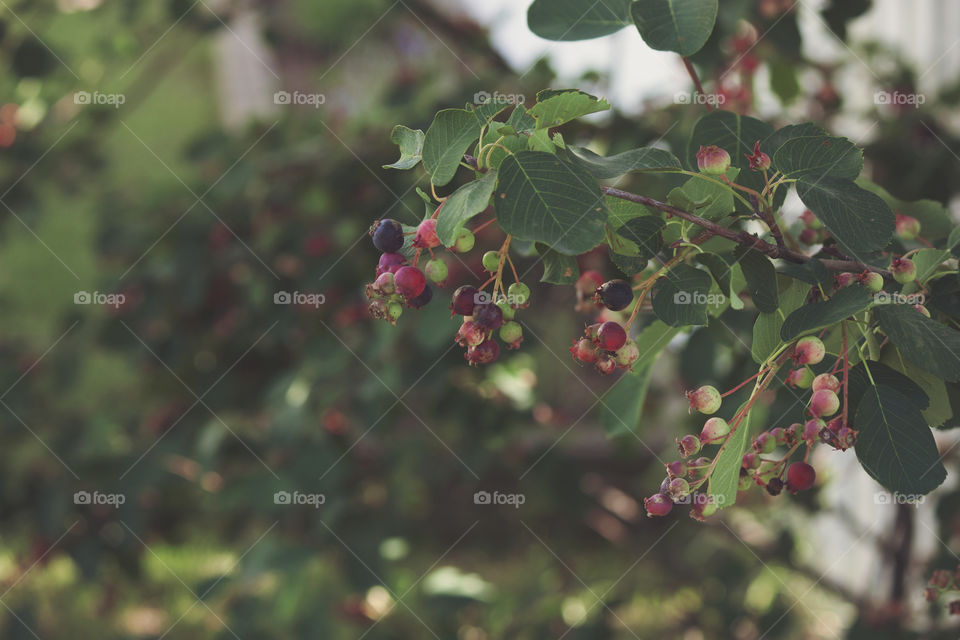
370,0,960,531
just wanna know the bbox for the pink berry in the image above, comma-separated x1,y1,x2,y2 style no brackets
896,214,921,241
376,252,407,276
834,272,858,288
890,257,917,284
644,493,673,517
786,462,816,493
687,385,722,415
594,354,617,375
596,321,627,351
786,368,814,388
812,373,840,393
413,218,441,249
450,286,478,316
802,419,826,444
794,336,825,365
665,461,687,479
700,417,730,442
752,432,775,454
373,272,396,296
677,435,701,458
666,478,690,502
613,339,640,368
696,145,731,175
394,266,426,299
914,304,931,317
809,389,840,418
570,338,599,364
456,320,487,347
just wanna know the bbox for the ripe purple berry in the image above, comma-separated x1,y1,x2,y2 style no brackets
394,266,426,299
596,321,627,351
472,303,503,331
786,462,816,493
450,286,478,316
644,493,673,517
406,284,433,309
595,280,633,311
677,434,701,458
766,477,784,496
376,252,407,277
687,385,722,415
371,219,404,253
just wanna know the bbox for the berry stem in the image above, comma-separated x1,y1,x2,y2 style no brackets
472,217,498,233
721,368,767,397
841,322,850,428
681,57,713,111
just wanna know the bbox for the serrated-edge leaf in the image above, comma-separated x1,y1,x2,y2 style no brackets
735,246,779,313
435,171,497,246
630,0,718,56
796,177,895,257
567,146,681,179
651,264,714,327
536,243,579,284
422,109,482,187
708,405,750,509
527,89,610,129
383,125,425,170
527,0,633,41
772,135,863,180
874,304,960,382
780,285,873,341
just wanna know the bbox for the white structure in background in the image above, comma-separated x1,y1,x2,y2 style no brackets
212,5,279,129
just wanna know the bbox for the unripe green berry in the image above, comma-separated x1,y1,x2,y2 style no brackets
508,282,531,308
386,301,403,325
696,145,731,175
687,385,722,415
424,258,448,285
453,228,475,253
860,271,884,292
482,251,500,273
496,299,516,320
890,257,916,284
499,321,523,349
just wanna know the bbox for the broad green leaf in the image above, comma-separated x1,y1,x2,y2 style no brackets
734,246,779,313
760,122,828,157
670,168,739,219
528,0,634,41
612,216,664,259
772,135,863,180
776,257,830,286
435,171,497,246
874,304,960,382
478,127,526,172
694,252,732,295
422,109,482,187
633,319,682,370
780,285,873,341
611,251,648,277
567,146,682,179
536,243,580,285
605,195,656,227
902,248,951,294
495,151,607,255
631,0,718,56
468,101,510,126
602,364,654,437
708,406,750,509
796,177,895,257
527,128,556,153
858,178,954,243
527,89,610,129
854,385,946,495
651,264,714,327
847,360,929,418
752,276,809,363
882,350,953,428
383,125,424,170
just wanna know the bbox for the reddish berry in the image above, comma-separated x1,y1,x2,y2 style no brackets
665,461,687,479
450,286,478,316
890,257,917,284
594,353,617,375
800,209,822,229
809,389,839,417
596,321,627,351
687,385,722,415
696,145,731,175
835,426,857,450
859,271,884,292
896,214,921,241
786,368,814,388
413,218,441,249
677,435,701,458
456,320,487,347
834,272,858,288
924,587,938,603
794,336,825,365
741,453,760,469
472,303,503,331
376,252,407,277
406,284,433,309
752,432,775,454
700,417,730,442
799,228,819,245
644,493,673,517
570,338,599,364
786,462,816,493
595,280,633,312
613,339,639,368
950,600,960,615
770,427,788,444
394,266,426,299
802,419,826,444
465,340,500,366
499,321,523,349
745,140,771,172
666,478,690,502
812,374,840,393
371,219,404,253
576,271,604,296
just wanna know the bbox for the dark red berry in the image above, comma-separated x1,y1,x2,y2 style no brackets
596,321,627,351
450,286,478,316
406,284,433,309
766,477,784,496
595,279,633,311
376,253,407,277
465,340,500,366
371,219,404,253
786,462,816,493
394,266,426,299
472,303,503,331
644,493,673,517
456,320,487,347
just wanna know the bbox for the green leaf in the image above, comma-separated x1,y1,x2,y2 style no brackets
671,168,740,219
874,304,960,382
383,125,425,170
882,350,953,428
630,0,718,56
422,109,482,187
527,89,610,129
776,257,830,286
708,406,750,509
752,277,810,363
780,285,873,341
613,216,664,260
858,178,955,243
495,151,607,255
734,246,779,313
566,146,682,179
467,101,510,127
602,364,654,437
901,248,951,294
772,135,863,180
527,0,634,41
847,360,929,418
761,122,828,157
435,171,497,246
536,243,579,285
632,319,682,370
527,128,556,153
796,177,895,257
651,264,714,327
605,195,656,227
854,385,946,495
505,103,537,135
610,251,648,277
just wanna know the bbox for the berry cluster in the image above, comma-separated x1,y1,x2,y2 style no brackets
925,566,960,615
569,279,639,374
365,211,530,367
798,209,830,245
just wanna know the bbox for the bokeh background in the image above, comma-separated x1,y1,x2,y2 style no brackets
2,0,960,638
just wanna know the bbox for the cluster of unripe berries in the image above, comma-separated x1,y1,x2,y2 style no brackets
798,209,830,245
925,566,960,615
569,278,639,374
449,281,529,366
